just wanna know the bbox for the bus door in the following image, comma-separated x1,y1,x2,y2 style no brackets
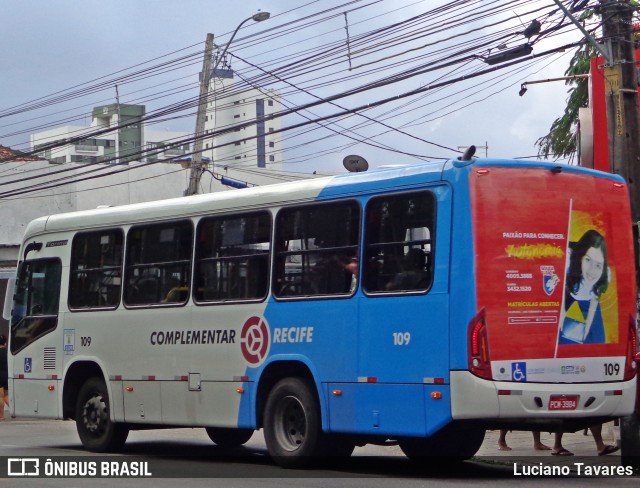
329,187,452,436
10,251,64,418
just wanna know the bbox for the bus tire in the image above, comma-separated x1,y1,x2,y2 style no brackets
263,377,322,468
205,427,254,447
399,423,485,461
75,377,129,452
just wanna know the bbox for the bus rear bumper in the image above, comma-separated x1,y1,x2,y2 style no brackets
450,370,637,419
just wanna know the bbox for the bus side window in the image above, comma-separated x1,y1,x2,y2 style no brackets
363,191,436,294
194,211,271,303
273,201,360,298
69,229,123,310
10,259,62,354
124,220,193,307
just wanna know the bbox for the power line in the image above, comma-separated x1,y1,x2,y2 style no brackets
0,37,586,199
0,0,601,195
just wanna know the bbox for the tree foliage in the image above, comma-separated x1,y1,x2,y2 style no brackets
535,43,595,162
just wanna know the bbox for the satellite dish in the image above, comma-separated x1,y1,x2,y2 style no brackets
458,145,476,161
343,154,369,172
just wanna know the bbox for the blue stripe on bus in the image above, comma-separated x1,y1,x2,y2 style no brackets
315,161,447,200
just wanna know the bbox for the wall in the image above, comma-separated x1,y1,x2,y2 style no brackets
0,159,300,252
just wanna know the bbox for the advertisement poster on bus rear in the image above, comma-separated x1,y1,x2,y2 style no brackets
470,166,635,383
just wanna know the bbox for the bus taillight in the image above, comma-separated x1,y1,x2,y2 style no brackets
624,313,638,381
468,309,492,380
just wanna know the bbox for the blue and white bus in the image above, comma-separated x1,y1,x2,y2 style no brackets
5,158,638,466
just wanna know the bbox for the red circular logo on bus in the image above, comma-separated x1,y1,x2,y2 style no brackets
240,316,270,366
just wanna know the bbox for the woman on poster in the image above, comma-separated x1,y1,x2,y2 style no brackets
558,229,609,345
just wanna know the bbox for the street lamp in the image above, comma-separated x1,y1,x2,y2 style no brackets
185,11,271,196
518,74,590,96
211,11,271,77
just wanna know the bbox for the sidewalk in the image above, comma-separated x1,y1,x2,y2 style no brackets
476,422,623,471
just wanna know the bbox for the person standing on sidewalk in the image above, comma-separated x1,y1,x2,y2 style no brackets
499,430,551,451
551,424,619,456
0,335,8,420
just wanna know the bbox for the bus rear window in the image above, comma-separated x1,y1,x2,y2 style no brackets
274,201,360,297
363,191,435,294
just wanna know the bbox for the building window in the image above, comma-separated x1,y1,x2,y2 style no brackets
234,114,240,119
269,141,275,148
269,128,274,133
71,155,97,164
269,155,275,162
194,212,271,302
268,100,274,106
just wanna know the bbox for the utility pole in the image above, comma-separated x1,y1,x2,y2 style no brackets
184,13,270,196
601,0,640,212
600,0,640,469
185,33,214,196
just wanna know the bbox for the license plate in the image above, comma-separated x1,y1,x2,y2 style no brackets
548,395,579,410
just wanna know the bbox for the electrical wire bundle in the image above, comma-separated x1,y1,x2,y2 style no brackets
0,0,617,199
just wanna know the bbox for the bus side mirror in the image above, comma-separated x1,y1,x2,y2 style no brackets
3,277,16,321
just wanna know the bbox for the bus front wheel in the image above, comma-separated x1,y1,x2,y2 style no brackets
263,377,322,468
75,377,129,452
205,427,254,447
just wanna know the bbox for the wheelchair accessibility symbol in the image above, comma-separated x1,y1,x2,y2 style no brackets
511,361,527,382
24,358,32,373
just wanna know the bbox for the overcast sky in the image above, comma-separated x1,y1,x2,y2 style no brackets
1,1,586,177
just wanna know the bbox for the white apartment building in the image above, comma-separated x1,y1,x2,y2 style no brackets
201,65,282,171
31,104,191,165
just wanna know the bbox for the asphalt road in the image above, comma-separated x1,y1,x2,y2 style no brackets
0,418,637,487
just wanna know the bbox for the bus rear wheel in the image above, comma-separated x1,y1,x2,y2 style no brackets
263,377,322,468
75,377,129,452
205,427,254,447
